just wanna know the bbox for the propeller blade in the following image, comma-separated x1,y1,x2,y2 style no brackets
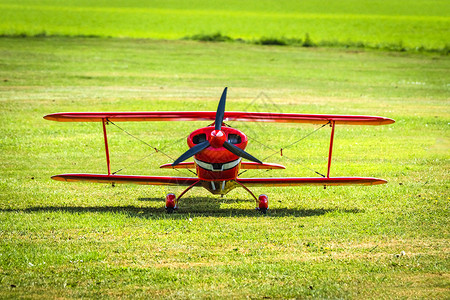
223,141,262,164
215,87,228,130
172,141,210,166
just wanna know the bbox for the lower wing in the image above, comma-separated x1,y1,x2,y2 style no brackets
237,177,387,186
52,174,386,187
51,174,199,186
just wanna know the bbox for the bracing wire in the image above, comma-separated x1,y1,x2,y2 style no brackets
112,153,155,175
108,120,196,176
238,122,330,177
109,120,175,161
261,122,329,161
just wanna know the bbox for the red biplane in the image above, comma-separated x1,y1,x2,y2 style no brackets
44,88,394,213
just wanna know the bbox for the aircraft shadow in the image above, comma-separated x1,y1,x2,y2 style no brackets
1,196,363,218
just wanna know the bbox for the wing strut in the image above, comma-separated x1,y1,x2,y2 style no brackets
102,118,111,175
327,121,335,178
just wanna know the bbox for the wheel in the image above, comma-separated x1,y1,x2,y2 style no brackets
257,194,268,214
165,193,177,214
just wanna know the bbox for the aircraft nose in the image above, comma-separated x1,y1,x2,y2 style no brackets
210,130,226,148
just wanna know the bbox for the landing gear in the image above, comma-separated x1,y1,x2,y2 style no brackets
165,193,177,214
235,180,269,214
165,184,268,214
257,194,269,214
164,180,200,213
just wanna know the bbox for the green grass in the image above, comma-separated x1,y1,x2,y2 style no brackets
0,37,449,298
0,0,449,53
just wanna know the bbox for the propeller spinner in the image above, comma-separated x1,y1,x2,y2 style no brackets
172,88,262,166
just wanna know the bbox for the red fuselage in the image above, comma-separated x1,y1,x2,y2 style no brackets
187,125,248,192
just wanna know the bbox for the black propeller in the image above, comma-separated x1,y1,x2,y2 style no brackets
223,141,262,164
215,87,227,130
172,140,210,166
171,87,262,166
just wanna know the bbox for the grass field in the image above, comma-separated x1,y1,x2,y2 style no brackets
1,0,449,52
0,37,449,298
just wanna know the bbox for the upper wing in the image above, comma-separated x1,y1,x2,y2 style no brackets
237,177,387,186
52,174,199,186
44,112,394,125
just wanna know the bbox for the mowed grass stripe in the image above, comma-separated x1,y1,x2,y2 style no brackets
0,1,449,50
3,4,449,21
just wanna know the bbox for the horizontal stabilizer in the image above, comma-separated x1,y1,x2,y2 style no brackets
160,162,196,169
159,161,285,170
240,162,285,170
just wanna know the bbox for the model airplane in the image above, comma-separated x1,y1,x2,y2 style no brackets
44,88,394,213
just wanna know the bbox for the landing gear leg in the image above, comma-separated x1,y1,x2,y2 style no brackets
235,180,269,214
165,180,200,214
